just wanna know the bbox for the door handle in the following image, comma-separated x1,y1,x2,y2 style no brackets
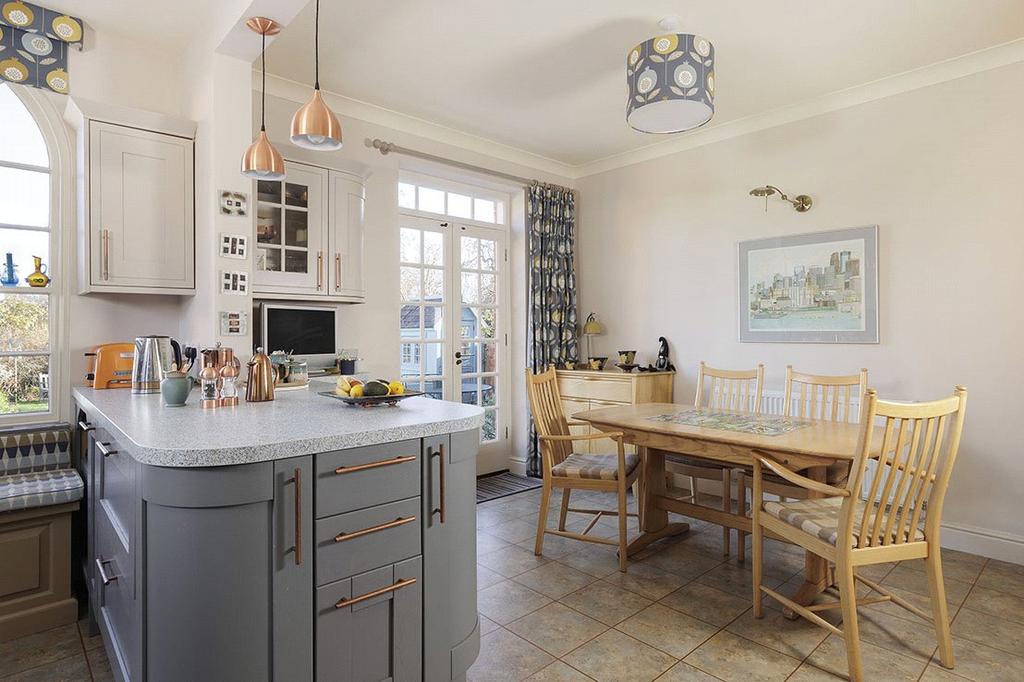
96,557,118,585
316,251,323,290
96,442,117,457
335,253,341,291
78,421,94,432
334,455,417,475
293,467,303,566
334,577,417,609
101,228,110,281
431,443,446,523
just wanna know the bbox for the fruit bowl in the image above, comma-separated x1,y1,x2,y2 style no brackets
318,390,424,407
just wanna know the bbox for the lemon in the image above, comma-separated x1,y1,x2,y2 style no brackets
388,381,405,396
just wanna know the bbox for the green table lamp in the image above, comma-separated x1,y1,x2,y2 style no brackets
583,313,604,360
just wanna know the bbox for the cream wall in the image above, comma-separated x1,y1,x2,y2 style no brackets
576,62,1024,561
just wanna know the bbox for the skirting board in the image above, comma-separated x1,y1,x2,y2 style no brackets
940,522,1024,565
508,455,528,478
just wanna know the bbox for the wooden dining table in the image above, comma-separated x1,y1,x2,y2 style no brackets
573,402,870,610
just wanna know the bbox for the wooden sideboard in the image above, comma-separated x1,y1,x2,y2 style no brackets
556,370,674,455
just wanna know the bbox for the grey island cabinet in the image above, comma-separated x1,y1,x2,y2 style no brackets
72,383,484,682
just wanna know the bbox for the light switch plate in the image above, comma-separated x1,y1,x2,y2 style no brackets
220,232,248,260
220,311,248,335
221,270,248,295
219,190,248,216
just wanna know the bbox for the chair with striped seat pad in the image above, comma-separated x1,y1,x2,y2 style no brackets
0,469,84,513
763,496,924,547
551,453,639,481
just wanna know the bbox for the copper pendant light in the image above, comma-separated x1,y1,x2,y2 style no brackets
242,17,286,180
290,0,342,150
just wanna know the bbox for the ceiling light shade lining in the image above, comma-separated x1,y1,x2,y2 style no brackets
291,87,343,150
626,32,715,134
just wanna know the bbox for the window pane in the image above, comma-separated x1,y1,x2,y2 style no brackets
400,228,421,263
398,182,416,209
257,206,281,244
0,293,48,352
461,377,479,406
257,180,281,203
481,341,498,373
257,247,281,272
477,308,497,339
422,342,443,375
473,198,495,223
423,267,443,301
402,380,422,393
482,409,497,442
0,228,48,285
460,237,478,269
447,193,472,219
461,341,479,373
480,274,496,304
423,305,444,339
423,380,443,400
400,343,420,376
0,354,49,415
284,183,308,207
0,84,48,167
479,239,496,271
495,201,506,225
423,231,444,266
482,376,497,407
0,167,48,227
400,305,421,336
400,266,421,301
284,249,307,273
461,272,479,304
284,210,308,247
418,186,445,214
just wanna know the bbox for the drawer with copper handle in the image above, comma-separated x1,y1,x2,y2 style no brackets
316,497,421,585
315,440,421,518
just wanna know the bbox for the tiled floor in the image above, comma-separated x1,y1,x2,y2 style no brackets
469,487,1024,682
2,488,1022,682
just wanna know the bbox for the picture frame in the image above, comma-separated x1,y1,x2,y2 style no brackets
738,225,879,343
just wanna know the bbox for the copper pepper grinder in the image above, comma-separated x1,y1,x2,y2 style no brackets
199,355,221,409
219,347,240,407
246,347,276,402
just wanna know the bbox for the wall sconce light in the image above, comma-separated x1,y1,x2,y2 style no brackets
749,185,812,212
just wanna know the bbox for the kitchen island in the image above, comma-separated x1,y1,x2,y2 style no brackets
73,382,484,682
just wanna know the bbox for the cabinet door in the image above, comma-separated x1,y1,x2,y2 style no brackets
423,431,481,681
561,397,592,455
273,457,314,682
89,122,194,290
255,162,328,295
328,171,365,299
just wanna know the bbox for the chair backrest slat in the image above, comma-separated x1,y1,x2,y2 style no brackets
784,366,869,424
525,367,574,471
695,361,764,414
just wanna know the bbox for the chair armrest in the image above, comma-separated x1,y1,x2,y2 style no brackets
540,431,624,443
751,450,850,497
566,420,589,427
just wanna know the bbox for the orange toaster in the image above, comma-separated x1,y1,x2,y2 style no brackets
85,343,135,389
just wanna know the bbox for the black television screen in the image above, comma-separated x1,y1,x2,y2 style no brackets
266,307,335,356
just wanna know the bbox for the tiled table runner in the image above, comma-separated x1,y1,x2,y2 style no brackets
647,409,812,436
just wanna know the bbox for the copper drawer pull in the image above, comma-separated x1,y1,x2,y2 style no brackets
335,253,341,291
293,467,303,566
334,455,416,475
334,515,416,543
335,577,417,609
96,557,118,585
317,251,323,290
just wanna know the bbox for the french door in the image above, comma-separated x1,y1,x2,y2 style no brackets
400,216,509,470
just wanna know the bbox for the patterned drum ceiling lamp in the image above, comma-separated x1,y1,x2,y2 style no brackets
626,17,714,134
241,17,285,180
290,0,342,150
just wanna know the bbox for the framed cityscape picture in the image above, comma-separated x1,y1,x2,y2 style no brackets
738,226,878,343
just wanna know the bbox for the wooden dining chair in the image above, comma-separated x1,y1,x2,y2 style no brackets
751,387,968,682
665,361,764,555
735,366,868,560
526,368,640,572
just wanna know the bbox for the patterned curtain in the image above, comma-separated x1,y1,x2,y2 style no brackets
0,2,83,94
527,183,579,476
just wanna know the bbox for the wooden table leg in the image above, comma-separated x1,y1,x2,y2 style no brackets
785,464,830,619
626,447,689,556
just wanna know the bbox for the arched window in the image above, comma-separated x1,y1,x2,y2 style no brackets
0,83,59,423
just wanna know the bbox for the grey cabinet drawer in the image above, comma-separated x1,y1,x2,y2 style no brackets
95,430,133,545
96,503,133,682
316,497,420,586
316,557,422,682
315,440,420,518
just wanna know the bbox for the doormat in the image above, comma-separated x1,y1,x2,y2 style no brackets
477,472,542,504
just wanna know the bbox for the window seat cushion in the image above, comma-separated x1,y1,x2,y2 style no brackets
0,469,83,513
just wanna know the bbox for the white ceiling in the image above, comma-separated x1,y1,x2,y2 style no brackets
262,0,1024,167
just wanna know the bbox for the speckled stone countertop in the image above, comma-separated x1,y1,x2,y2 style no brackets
73,381,484,467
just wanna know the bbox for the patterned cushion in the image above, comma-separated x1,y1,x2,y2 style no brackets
552,453,639,480
1,425,72,475
763,496,924,547
0,469,83,513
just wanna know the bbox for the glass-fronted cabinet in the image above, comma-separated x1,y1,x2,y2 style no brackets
255,163,327,295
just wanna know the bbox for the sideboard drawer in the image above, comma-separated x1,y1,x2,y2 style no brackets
558,375,632,403
315,441,421,518
316,497,421,585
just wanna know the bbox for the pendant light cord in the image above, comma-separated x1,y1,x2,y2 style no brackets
314,0,320,90
260,29,267,132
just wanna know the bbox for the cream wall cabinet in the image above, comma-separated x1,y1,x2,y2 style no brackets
66,99,196,295
555,370,674,454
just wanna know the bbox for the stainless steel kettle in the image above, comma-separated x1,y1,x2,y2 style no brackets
132,336,183,394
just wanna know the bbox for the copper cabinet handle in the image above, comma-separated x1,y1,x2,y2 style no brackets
96,557,118,585
101,229,110,281
335,577,417,609
293,467,302,566
334,515,416,543
334,455,417,475
432,443,446,523
96,441,117,457
335,253,341,291
317,251,323,290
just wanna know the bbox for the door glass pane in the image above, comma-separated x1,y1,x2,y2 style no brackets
284,183,308,207
400,267,421,301
400,228,421,263
482,410,497,441
0,293,48,352
418,186,445,214
257,247,281,272
0,84,48,167
257,206,281,244
401,305,421,337
480,274,496,304
461,273,479,304
423,268,443,301
422,343,443,375
423,305,443,339
423,380,443,400
423,231,444,266
285,211,308,247
460,237,478,269
0,354,49,415
478,308,496,339
0,167,48,227
0,227,48,285
481,341,497,373
461,342,478,373
257,180,281,203
400,342,420,377
461,377,479,406
284,250,308,273
402,380,422,393
473,198,495,223
479,239,496,270
398,182,416,209
448,193,472,219
482,376,497,407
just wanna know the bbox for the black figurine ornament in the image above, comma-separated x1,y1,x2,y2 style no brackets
639,337,675,372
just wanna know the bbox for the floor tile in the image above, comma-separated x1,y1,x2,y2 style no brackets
951,604,1024,654
853,604,939,661
1,653,91,682
467,628,554,682
478,530,514,556
602,561,689,601
478,563,506,590
960,585,1024,625
696,561,791,595
792,634,926,681
659,582,749,627
479,544,552,578
477,580,552,625
559,581,653,626
478,505,525,529
615,603,718,658
974,558,1024,596
556,545,622,578
0,624,83,677
639,542,724,582
880,564,971,605
525,532,589,559
489,519,541,544
506,603,608,658
900,552,986,585
76,618,103,652
479,614,500,636
654,661,720,681
562,629,677,682
943,636,1024,681
683,630,800,682
725,606,829,659
525,660,594,681
513,562,598,599
918,663,969,681
86,646,115,682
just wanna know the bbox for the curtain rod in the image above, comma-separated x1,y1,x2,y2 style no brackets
365,137,549,188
